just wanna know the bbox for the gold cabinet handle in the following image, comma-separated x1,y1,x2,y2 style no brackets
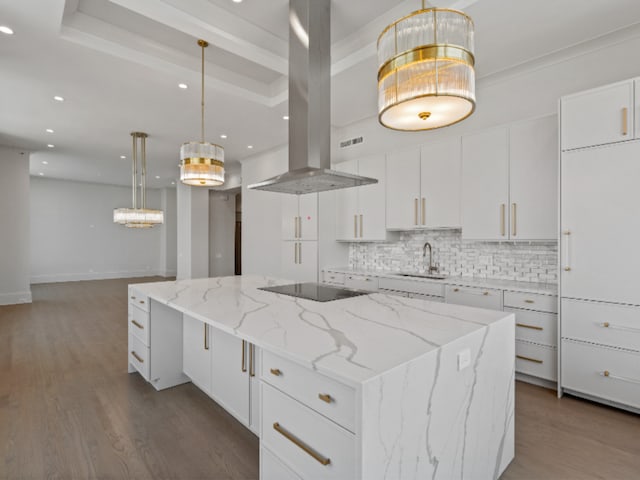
516,323,543,331
422,197,426,225
414,198,419,225
298,242,302,264
241,340,247,373
516,354,543,364
483,291,489,296
204,324,209,350
270,368,282,376
139,300,145,305
602,322,610,328
562,229,571,271
249,344,255,377
511,203,517,237
600,370,640,385
131,320,144,329
273,422,331,466
359,214,363,238
354,214,357,238
130,295,136,300
318,393,333,404
622,107,628,136
500,204,506,236
131,351,144,363
298,216,302,239
524,299,534,304
453,288,460,292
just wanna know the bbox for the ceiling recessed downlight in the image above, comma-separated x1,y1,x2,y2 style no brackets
247,145,253,149
45,128,54,133
0,26,14,35
232,0,243,3
120,155,126,159
53,96,64,102
42,161,49,164
39,172,44,176
283,116,289,120
155,175,160,179
47,144,54,148
178,83,188,89
220,134,227,139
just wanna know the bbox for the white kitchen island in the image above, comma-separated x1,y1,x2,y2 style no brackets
127,275,515,480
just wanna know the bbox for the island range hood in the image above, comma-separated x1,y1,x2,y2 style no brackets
247,0,377,195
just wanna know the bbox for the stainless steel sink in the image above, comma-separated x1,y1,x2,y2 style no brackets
397,273,447,280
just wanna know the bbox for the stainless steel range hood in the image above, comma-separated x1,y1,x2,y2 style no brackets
247,0,377,195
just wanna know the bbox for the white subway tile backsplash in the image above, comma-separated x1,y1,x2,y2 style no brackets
348,229,558,283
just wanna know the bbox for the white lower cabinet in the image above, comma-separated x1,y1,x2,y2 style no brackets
343,274,378,292
515,340,557,382
445,285,503,310
261,446,301,480
183,314,212,395
282,241,318,283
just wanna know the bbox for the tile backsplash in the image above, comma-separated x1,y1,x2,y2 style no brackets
349,230,558,283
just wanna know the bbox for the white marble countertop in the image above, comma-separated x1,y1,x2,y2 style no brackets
324,267,558,295
131,275,513,388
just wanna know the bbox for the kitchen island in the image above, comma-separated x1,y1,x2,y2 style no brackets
127,275,515,480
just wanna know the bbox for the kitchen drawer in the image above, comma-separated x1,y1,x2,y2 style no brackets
504,291,558,313
129,334,150,381
261,350,356,432
562,340,640,409
562,298,640,353
378,277,445,297
323,271,345,286
129,303,150,345
344,274,378,292
261,446,301,480
445,285,503,311
129,287,149,312
515,340,557,381
379,288,409,297
505,308,557,347
408,293,445,303
261,382,355,480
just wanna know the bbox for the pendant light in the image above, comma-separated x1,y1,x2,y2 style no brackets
113,132,164,228
180,39,225,186
377,1,476,131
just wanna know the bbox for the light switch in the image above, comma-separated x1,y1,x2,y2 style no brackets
457,349,471,371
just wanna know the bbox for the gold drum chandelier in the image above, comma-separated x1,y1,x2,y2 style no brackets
377,2,475,131
114,132,164,228
180,39,225,186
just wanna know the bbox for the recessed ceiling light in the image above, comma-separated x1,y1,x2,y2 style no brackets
247,145,253,149
155,175,160,179
45,128,54,133
39,172,44,176
46,144,54,148
220,134,227,139
171,181,175,185
232,0,243,3
283,115,289,120
0,26,14,35
120,155,126,159
53,96,64,102
178,83,188,89
42,161,49,165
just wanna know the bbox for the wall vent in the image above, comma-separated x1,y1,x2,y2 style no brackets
339,136,364,149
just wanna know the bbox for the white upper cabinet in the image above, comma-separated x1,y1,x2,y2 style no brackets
281,196,299,240
281,241,318,283
420,138,462,228
386,147,422,230
509,116,558,240
281,194,318,241
635,79,640,140
561,80,634,151
334,154,387,241
462,127,510,240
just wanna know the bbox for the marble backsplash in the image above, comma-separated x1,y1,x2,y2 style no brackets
349,230,558,283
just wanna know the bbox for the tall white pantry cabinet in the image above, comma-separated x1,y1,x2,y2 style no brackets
559,78,640,412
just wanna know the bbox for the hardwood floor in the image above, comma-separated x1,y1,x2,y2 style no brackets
1,278,638,479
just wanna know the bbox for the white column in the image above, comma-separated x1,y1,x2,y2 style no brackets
176,182,209,280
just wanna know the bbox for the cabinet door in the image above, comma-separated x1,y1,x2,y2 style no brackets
509,116,558,240
636,79,640,140
249,345,261,436
334,160,358,241
357,154,387,240
298,194,318,241
461,127,510,240
211,329,250,426
386,147,421,230
561,80,633,151
281,196,299,240
561,142,640,305
297,241,318,283
281,242,297,281
420,138,461,228
182,315,212,395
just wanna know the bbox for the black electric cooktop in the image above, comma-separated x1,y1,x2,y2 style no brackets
259,283,368,302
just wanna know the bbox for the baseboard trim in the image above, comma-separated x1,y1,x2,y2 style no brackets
31,270,170,284
516,372,557,391
0,290,33,305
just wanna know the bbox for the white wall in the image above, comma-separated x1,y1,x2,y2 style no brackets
0,146,31,304
208,191,236,277
30,177,175,283
160,187,177,277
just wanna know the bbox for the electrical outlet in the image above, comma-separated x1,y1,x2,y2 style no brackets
457,349,471,371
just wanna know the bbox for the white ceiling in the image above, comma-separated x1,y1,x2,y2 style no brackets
1,0,640,188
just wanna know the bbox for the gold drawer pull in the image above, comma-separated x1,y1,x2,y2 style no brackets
131,320,144,329
249,344,255,377
270,368,282,376
622,107,628,136
131,351,144,363
273,422,331,466
241,341,247,373
524,299,534,304
453,288,459,292
516,354,543,364
516,323,543,331
601,370,640,385
318,393,333,404
603,322,610,328
130,296,136,300
564,267,571,271
603,370,610,377
139,300,145,304
483,291,489,296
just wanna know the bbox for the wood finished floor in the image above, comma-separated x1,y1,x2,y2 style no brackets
0,278,638,479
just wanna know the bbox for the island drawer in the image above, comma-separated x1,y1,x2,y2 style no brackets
129,287,149,312
323,271,345,286
129,304,150,345
445,285,503,311
261,382,355,480
561,299,640,353
504,291,558,313
261,446,301,480
261,350,356,432
506,308,557,347
344,274,378,292
378,277,444,297
129,334,150,381
562,340,640,409
515,340,557,381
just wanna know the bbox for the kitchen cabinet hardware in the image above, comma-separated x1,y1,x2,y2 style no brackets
359,214,363,237
131,320,144,329
414,198,419,225
622,107,628,135
516,354,543,364
273,422,331,466
512,203,517,236
298,243,302,263
131,351,144,363
204,324,209,350
270,368,282,376
562,230,571,272
516,323,543,331
130,295,136,300
500,204,506,236
318,393,333,404
483,291,489,296
601,370,640,385
453,288,459,292
242,340,247,372
421,198,426,225
354,215,357,238
139,300,145,304
524,299,534,304
249,344,255,377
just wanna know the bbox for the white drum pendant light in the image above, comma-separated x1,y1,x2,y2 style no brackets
377,1,476,131
114,132,164,228
180,39,225,186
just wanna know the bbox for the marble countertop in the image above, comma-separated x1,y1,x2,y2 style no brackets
325,267,558,295
131,275,513,388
